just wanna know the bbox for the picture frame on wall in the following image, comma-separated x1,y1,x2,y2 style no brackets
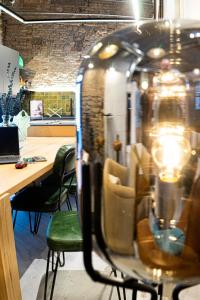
30,100,43,120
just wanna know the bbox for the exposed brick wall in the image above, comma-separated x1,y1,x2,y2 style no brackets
3,19,125,90
82,68,105,158
2,1,153,90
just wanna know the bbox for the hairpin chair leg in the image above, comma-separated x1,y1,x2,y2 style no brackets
12,209,18,228
58,252,65,267
132,287,137,300
49,254,59,300
74,189,78,210
44,249,51,300
121,273,127,300
28,212,42,234
172,283,197,300
66,193,72,210
158,284,163,300
112,268,122,300
44,249,60,300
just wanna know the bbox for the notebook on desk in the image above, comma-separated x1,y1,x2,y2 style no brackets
0,127,20,164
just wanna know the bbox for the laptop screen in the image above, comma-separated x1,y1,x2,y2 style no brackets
0,127,19,156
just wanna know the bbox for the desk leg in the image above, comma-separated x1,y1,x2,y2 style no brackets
0,193,22,300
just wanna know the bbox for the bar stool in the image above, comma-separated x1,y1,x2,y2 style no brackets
44,210,82,300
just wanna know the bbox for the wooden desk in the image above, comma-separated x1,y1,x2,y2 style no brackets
0,136,76,300
27,125,76,137
0,137,75,197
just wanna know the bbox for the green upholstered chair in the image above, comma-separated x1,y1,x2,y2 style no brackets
63,175,78,209
11,145,75,234
44,210,82,300
44,211,127,300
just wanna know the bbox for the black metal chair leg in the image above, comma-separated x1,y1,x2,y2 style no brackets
132,288,137,300
34,212,42,234
49,252,60,300
29,212,34,234
172,283,197,300
51,251,56,272
112,268,121,300
28,212,42,234
12,209,18,228
66,193,72,210
58,252,65,267
44,249,51,300
158,284,163,300
121,273,127,300
74,190,78,210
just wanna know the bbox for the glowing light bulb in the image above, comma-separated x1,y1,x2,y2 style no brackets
141,80,148,90
151,125,191,182
88,62,94,69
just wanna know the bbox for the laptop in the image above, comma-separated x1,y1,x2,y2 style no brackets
0,126,20,163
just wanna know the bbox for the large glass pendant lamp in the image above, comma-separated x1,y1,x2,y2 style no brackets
77,0,200,296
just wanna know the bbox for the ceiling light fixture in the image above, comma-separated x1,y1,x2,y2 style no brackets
0,3,140,24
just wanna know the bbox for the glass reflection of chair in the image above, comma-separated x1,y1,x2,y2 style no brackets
130,144,152,221
11,145,75,234
133,143,151,190
103,145,151,253
103,158,136,255
103,157,162,299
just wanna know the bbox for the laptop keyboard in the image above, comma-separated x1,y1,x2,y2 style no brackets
0,155,20,164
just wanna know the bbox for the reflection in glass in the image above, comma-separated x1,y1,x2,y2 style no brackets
78,20,200,284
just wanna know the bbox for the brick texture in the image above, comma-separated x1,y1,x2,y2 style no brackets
2,1,153,89
3,19,126,89
82,68,105,158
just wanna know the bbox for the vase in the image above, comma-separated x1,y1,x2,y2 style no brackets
1,114,13,127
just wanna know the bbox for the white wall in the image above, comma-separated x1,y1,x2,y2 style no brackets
164,0,200,19
104,68,127,164
180,0,200,19
0,45,19,95
163,0,181,19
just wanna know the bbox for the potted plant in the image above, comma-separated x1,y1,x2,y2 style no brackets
0,62,25,126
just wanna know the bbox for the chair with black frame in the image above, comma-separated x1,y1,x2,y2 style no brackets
63,174,78,210
44,210,82,300
11,144,76,234
44,207,127,300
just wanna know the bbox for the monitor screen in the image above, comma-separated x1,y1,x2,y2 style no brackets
0,127,19,155
30,100,43,120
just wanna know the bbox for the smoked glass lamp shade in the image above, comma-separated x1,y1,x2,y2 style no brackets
78,20,200,284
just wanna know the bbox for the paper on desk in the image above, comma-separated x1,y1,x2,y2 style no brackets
13,110,30,142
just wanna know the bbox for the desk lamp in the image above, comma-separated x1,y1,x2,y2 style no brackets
77,16,200,300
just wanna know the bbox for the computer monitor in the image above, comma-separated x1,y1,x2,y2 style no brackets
0,126,20,163
30,100,43,120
